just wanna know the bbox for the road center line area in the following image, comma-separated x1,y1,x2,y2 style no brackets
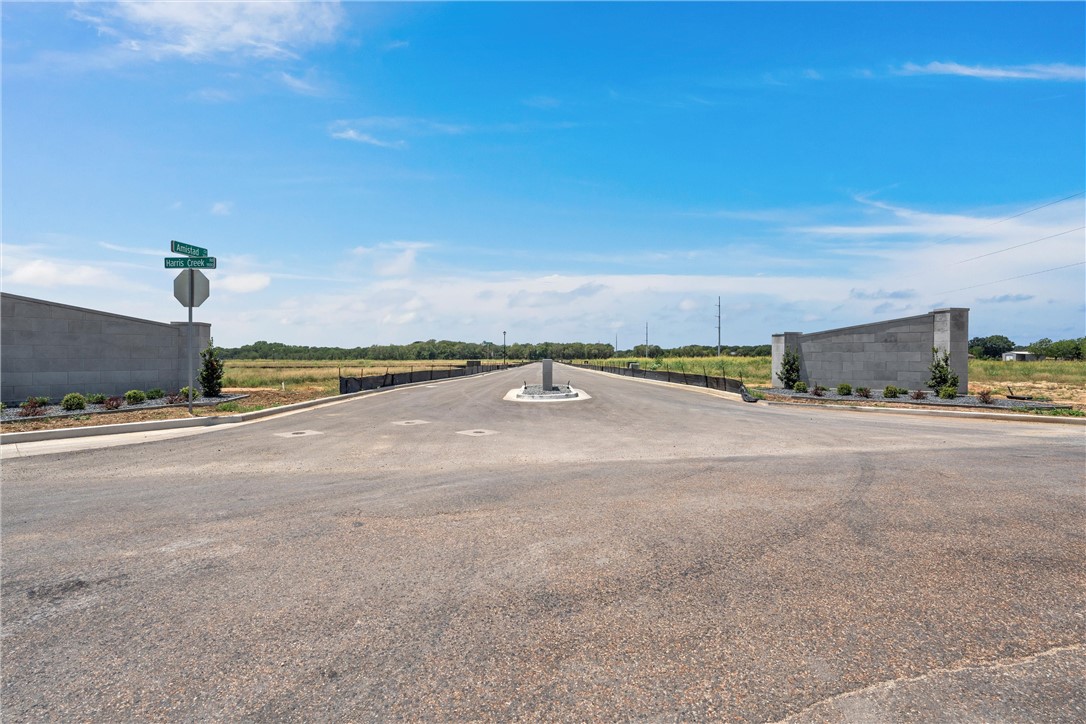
2,363,1083,721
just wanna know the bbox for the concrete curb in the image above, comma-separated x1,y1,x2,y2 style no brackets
763,400,1086,425
0,371,501,445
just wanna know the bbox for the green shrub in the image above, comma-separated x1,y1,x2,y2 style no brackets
124,389,147,404
777,349,801,389
883,385,900,399
179,386,200,400
836,383,852,396
910,389,927,400
855,386,872,398
146,388,164,400
104,396,123,410
61,393,87,411
928,348,960,390
793,381,808,393
938,385,958,399
17,397,46,417
198,338,225,397
87,393,107,404
33,396,50,406
977,389,995,404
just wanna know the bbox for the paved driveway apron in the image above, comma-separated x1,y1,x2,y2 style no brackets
2,364,1083,721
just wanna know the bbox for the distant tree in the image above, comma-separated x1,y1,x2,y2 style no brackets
968,335,1016,359
1047,338,1084,360
1027,338,1053,359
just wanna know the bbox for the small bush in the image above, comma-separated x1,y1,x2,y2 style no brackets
855,386,872,398
938,385,958,399
928,348,960,390
124,389,147,404
977,389,995,405
793,381,808,393
198,339,225,397
17,397,45,417
146,388,165,400
777,349,801,390
836,383,852,396
910,389,927,400
883,385,900,399
34,396,50,406
811,384,827,397
179,386,200,400
87,393,107,404
61,393,87,411
103,396,123,410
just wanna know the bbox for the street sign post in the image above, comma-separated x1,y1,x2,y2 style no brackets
168,241,213,413
171,240,209,257
165,257,216,269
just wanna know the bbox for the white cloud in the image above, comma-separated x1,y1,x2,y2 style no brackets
211,201,233,216
218,273,271,293
329,128,406,149
898,61,1086,82
351,241,433,277
74,1,346,62
187,88,235,103
3,259,121,289
276,69,327,96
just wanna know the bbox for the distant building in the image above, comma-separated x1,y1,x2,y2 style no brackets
1002,351,1039,362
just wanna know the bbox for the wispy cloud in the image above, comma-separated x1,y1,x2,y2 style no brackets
351,241,434,277
328,117,469,149
898,61,1086,82
99,242,162,256
275,69,328,96
211,201,233,216
71,1,346,62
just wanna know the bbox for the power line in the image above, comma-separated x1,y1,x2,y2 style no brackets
929,190,1084,247
953,225,1085,265
938,261,1085,294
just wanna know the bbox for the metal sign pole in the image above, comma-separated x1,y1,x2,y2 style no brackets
187,270,194,414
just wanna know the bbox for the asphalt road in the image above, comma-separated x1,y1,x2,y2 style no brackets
2,363,1084,722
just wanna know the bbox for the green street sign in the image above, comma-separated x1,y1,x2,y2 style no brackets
171,240,209,257
165,256,217,269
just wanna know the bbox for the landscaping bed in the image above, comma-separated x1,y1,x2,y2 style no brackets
0,387,332,432
759,387,1082,415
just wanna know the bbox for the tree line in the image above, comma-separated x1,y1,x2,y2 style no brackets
969,335,1086,360
217,339,772,361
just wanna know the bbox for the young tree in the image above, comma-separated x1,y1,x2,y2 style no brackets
777,348,801,389
198,338,225,397
928,347,960,390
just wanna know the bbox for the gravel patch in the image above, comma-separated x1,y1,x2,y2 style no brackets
1,394,248,422
759,388,1070,411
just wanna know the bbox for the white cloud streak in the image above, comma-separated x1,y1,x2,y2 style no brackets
899,61,1086,82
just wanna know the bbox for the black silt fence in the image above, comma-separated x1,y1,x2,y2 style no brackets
574,363,758,402
338,363,521,394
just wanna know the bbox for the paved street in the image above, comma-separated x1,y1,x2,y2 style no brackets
2,363,1083,721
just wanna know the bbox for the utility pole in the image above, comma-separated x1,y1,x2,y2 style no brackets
717,296,722,357
503,330,507,368
645,322,649,357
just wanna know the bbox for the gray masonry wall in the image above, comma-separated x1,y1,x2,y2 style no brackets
1,293,210,404
771,308,969,393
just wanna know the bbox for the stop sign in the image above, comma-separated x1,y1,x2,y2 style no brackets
173,269,210,307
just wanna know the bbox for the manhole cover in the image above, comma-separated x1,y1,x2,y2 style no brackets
392,420,431,426
274,430,324,438
456,429,499,437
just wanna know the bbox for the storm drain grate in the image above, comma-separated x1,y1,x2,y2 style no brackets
274,430,324,438
456,429,499,437
392,420,431,426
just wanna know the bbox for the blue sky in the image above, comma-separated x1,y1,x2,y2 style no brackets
3,1,1084,349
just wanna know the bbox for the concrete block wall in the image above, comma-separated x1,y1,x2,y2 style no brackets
1,293,210,404
771,309,969,393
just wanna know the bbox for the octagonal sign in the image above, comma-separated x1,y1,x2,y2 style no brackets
174,269,210,307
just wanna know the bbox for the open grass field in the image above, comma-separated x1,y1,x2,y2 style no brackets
223,359,507,395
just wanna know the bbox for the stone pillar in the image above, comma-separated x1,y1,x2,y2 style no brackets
542,359,553,390
771,332,802,389
932,308,969,393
